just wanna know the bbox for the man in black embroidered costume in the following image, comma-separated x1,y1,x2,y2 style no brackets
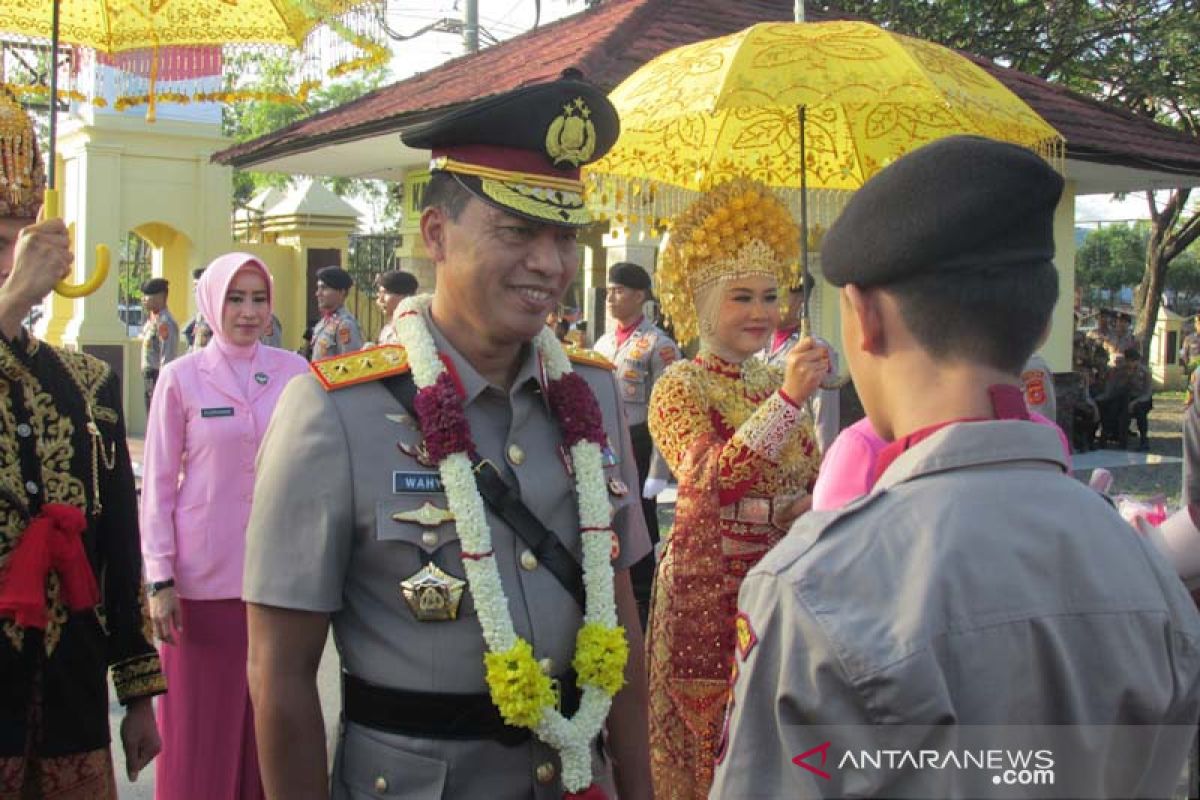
0,90,164,799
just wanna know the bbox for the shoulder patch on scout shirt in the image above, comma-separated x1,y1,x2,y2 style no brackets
311,344,409,391
565,345,615,371
734,612,758,661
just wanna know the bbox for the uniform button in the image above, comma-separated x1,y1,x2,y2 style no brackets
506,443,525,466
535,762,557,784
374,775,388,793
520,549,538,571
15,423,31,438
539,657,553,675
25,481,38,495
421,531,439,547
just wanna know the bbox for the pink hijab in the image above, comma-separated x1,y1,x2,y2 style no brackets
195,252,273,360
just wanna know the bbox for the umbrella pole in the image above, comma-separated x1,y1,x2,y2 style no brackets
47,0,59,192
798,105,810,337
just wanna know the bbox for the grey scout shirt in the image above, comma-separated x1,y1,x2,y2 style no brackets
141,308,179,371
712,420,1200,800
243,308,651,798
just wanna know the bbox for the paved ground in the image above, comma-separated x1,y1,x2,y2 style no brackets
112,394,1191,797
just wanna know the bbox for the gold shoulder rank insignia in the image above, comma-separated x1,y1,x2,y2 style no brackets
564,345,615,371
312,344,409,391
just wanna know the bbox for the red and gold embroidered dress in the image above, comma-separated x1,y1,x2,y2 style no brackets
647,352,819,799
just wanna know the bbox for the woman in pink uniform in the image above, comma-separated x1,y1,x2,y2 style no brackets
140,253,309,799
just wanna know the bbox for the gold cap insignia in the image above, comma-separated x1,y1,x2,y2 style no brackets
545,97,597,168
400,563,466,622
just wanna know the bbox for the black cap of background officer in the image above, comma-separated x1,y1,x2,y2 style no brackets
377,270,418,296
608,263,653,295
141,277,169,296
316,266,353,291
402,70,620,227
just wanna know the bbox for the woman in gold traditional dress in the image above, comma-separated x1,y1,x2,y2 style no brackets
646,178,827,799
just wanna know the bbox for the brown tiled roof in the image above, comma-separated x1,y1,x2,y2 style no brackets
213,0,1200,177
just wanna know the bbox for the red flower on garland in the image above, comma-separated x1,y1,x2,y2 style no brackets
564,784,607,800
414,371,476,462
547,373,606,448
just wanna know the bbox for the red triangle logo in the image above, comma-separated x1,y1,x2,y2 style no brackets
792,741,832,780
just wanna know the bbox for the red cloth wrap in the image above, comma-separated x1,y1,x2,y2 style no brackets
0,503,98,629
563,785,607,800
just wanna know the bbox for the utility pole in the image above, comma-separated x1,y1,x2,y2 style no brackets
463,0,479,53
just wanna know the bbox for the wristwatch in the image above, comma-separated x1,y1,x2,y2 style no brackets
146,579,175,597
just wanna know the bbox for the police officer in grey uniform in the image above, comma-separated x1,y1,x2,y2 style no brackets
309,266,363,360
593,262,680,623
759,275,841,453
243,76,652,800
140,276,179,410
713,137,1200,800
374,270,419,345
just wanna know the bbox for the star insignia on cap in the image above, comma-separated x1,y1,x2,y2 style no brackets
545,96,597,168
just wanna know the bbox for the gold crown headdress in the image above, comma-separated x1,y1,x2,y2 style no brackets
656,178,801,343
0,89,45,220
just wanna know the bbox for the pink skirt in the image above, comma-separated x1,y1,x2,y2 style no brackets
155,599,264,800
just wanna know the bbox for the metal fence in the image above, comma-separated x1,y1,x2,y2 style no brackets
346,233,401,340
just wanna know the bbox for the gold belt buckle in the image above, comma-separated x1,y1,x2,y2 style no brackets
740,497,772,525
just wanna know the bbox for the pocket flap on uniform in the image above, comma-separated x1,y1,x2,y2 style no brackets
339,724,448,799
376,496,460,554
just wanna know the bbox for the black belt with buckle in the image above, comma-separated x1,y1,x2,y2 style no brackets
342,671,582,747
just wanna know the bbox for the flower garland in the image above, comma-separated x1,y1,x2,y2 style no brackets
395,294,628,796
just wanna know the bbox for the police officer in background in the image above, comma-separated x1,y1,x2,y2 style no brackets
593,262,680,623
309,266,363,360
183,267,211,351
243,75,651,799
140,277,178,409
374,269,419,345
1179,314,1200,378
759,275,841,453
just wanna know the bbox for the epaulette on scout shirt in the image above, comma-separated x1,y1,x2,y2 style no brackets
563,345,615,371
311,344,410,391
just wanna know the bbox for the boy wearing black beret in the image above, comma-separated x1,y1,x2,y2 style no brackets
714,136,1200,799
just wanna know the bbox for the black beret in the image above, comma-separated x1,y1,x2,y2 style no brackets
821,136,1064,287
141,278,169,295
377,270,418,295
402,73,619,227
316,267,353,291
191,268,205,280
608,263,652,292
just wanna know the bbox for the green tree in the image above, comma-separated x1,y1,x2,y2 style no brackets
812,0,1200,357
222,55,402,229
1076,223,1146,306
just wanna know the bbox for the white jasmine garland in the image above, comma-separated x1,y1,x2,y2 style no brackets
394,294,624,792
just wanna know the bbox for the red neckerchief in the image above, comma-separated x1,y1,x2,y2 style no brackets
615,315,643,350
771,325,798,354
870,384,1029,486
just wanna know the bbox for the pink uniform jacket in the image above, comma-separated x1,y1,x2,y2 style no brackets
140,343,309,598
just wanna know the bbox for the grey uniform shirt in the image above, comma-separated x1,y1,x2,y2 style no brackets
244,307,650,798
1020,352,1056,422
712,421,1200,800
593,317,680,428
141,308,179,370
310,306,364,361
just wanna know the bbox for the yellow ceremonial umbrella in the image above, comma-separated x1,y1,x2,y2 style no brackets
0,0,385,295
587,20,1064,304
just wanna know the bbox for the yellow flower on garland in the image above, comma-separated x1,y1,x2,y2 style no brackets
573,623,628,696
484,639,556,728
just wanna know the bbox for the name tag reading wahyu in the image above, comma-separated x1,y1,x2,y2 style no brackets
393,471,444,494
200,407,235,418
